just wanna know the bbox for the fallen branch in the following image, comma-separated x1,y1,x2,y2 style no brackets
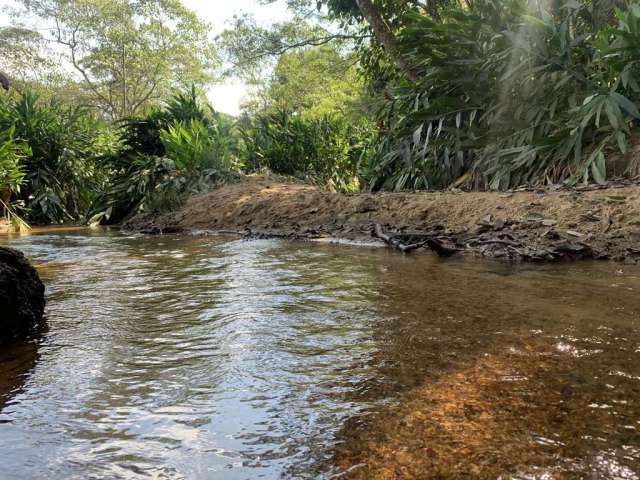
424,238,460,257
372,223,461,256
372,223,425,252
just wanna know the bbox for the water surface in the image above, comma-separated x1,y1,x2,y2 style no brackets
1,231,639,479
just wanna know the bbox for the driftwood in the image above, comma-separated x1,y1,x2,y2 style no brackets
372,224,425,252
424,237,460,256
372,223,460,256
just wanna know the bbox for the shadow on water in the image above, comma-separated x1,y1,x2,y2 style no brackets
0,329,46,413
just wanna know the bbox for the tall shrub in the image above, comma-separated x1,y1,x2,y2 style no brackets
364,0,640,190
0,91,113,223
240,109,373,191
94,87,239,223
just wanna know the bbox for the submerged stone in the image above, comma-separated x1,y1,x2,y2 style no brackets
0,247,45,342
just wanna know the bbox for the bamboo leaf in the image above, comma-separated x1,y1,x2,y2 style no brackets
591,151,606,184
611,92,640,118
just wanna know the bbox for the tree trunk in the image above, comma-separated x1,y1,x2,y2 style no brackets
354,0,419,82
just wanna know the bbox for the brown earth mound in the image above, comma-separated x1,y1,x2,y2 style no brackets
126,176,640,262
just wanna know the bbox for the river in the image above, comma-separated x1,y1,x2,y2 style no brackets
1,230,639,479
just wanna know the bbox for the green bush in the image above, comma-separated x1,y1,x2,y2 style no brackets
0,126,28,199
161,118,236,173
364,0,640,190
93,87,239,223
240,109,373,191
0,91,114,223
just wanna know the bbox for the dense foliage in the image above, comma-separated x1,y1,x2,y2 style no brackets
364,0,640,190
93,88,238,224
240,109,372,191
0,91,113,224
237,42,375,192
0,86,240,226
221,0,640,191
3,0,640,229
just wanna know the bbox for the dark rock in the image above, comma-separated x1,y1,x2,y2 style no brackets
160,225,183,234
555,242,587,253
0,247,45,342
139,224,183,235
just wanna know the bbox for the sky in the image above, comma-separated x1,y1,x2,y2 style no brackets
0,0,293,115
182,1,292,115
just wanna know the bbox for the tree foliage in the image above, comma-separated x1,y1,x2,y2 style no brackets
14,0,219,119
217,13,367,80
0,26,60,84
250,44,370,120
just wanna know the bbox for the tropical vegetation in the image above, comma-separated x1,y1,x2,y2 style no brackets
364,0,640,190
1,0,640,228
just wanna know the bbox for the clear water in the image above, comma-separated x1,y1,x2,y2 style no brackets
0,230,639,479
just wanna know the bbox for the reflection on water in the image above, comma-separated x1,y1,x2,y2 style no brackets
0,230,639,479
0,340,40,412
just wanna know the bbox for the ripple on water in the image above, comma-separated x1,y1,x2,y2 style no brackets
0,231,639,479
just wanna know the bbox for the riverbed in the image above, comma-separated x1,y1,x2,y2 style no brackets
1,230,639,478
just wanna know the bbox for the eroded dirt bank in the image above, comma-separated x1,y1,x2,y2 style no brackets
126,176,640,262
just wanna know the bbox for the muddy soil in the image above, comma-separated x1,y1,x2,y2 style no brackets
125,176,640,262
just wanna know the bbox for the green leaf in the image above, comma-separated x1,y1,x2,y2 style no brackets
591,151,606,184
605,101,621,130
412,124,423,146
611,92,640,119
616,131,627,154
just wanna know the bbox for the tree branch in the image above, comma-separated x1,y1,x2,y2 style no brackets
231,33,371,67
355,0,419,82
54,18,115,114
130,61,164,114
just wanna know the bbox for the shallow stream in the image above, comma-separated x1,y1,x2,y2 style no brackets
1,230,639,478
